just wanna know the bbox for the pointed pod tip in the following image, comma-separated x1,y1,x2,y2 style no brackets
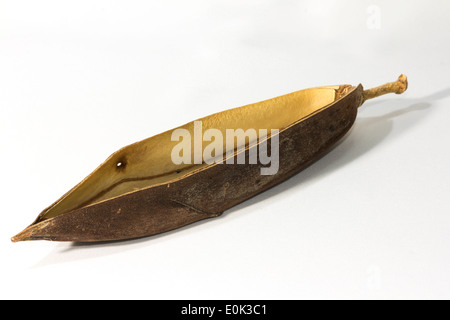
11,220,61,242
11,222,48,242
11,236,25,243
11,229,31,243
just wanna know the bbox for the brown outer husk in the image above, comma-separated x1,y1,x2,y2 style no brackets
13,85,363,242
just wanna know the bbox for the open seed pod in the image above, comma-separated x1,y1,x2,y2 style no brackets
12,75,408,242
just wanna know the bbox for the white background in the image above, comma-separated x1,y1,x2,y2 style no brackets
1,0,449,300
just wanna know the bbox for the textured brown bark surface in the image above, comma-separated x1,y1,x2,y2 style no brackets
13,85,363,242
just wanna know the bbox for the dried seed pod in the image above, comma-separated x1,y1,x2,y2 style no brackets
12,75,408,242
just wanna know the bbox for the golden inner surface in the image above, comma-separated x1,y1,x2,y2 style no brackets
40,86,344,220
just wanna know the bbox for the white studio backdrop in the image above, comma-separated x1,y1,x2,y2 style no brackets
1,0,449,299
